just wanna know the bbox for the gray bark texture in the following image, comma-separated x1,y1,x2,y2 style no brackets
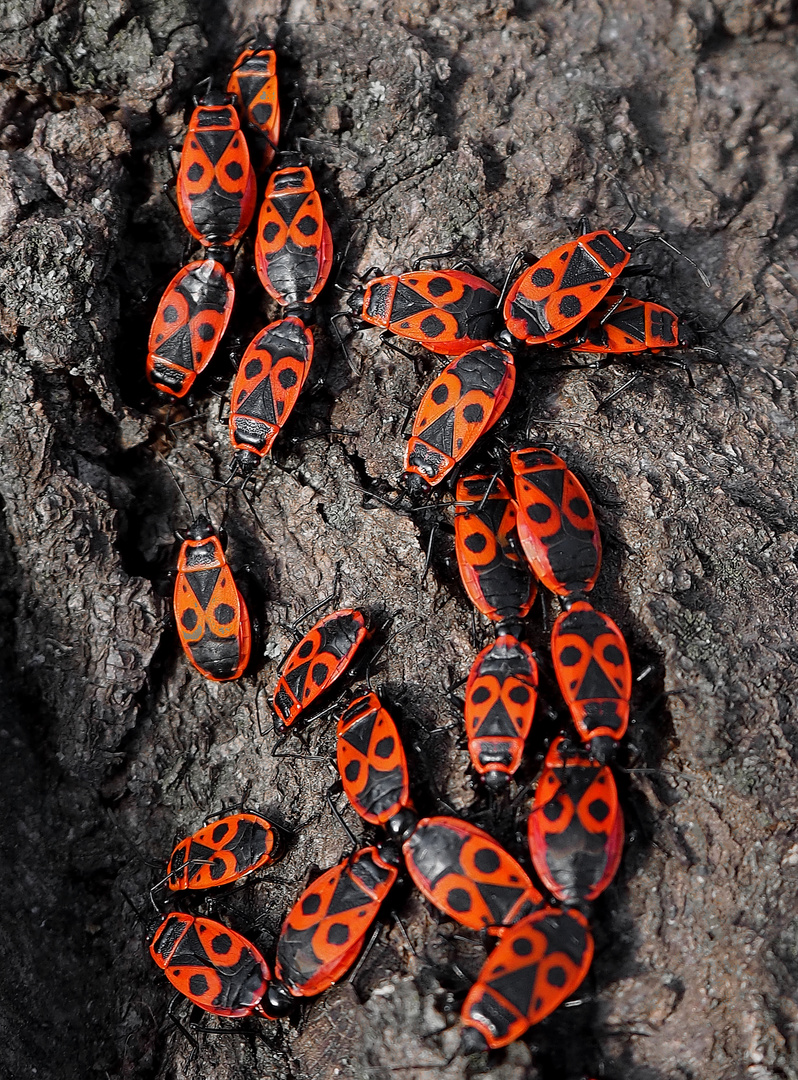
0,0,796,1077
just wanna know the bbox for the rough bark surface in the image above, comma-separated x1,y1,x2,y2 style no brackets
0,1,796,1078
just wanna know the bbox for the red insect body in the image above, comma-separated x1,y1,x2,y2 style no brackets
229,316,314,472
528,737,624,904
337,691,412,827
511,448,601,597
146,258,235,398
173,516,251,682
352,270,499,356
404,345,515,487
166,813,281,891
460,907,593,1050
177,92,256,248
503,230,631,345
402,816,542,931
227,46,280,172
272,609,368,732
551,601,631,755
464,634,538,787
275,846,398,997
454,474,536,623
255,161,333,307
150,913,270,1018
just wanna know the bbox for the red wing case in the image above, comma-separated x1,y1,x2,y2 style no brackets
551,600,631,752
461,907,593,1048
146,259,235,398
229,316,314,459
528,737,623,904
503,230,630,345
227,46,280,172
337,691,411,825
177,98,256,247
272,609,368,730
511,448,601,597
174,518,251,681
465,634,538,783
359,270,499,355
455,474,536,622
402,815,542,931
276,846,398,996
150,913,270,1017
255,163,333,306
167,813,281,891
405,345,515,487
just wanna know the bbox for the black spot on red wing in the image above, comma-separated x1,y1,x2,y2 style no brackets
462,403,485,423
543,800,563,821
420,313,447,338
448,887,473,912
297,640,314,659
559,295,582,318
569,497,589,519
212,823,227,842
526,502,552,524
470,686,491,705
212,932,232,954
374,736,395,759
296,214,318,237
327,922,350,945
278,367,298,388
464,531,487,553
603,644,624,665
187,163,204,182
473,847,501,874
312,661,330,685
588,798,610,822
263,221,280,243
512,935,533,957
427,276,454,297
558,645,583,666
245,358,263,379
189,973,209,995
214,603,235,625
344,760,361,783
225,161,244,180
508,685,530,704
181,609,198,631
301,893,322,916
431,384,449,405
547,965,567,988
531,267,556,288
163,305,179,324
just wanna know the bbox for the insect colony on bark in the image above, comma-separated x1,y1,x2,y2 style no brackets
139,37,736,1069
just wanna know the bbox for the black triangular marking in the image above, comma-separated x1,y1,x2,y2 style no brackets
342,710,377,756
236,379,277,424
560,245,610,289
237,77,263,110
391,281,437,321
194,129,235,167
325,870,372,917
476,879,527,923
488,964,537,1015
524,466,565,507
577,657,620,700
609,304,646,341
510,294,550,335
273,192,307,225
156,326,195,371
187,567,221,609
418,409,456,455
